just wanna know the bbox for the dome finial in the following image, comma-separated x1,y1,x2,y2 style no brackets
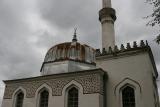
72,28,77,42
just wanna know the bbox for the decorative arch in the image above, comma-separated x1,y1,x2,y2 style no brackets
67,86,79,107
12,87,26,107
62,80,83,95
114,78,142,107
121,86,135,107
62,80,83,107
39,90,49,107
115,78,141,95
35,84,52,107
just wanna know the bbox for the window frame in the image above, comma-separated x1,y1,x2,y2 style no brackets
39,90,49,107
65,85,79,107
67,87,79,107
115,78,141,107
121,86,135,107
120,85,136,107
14,90,24,107
37,88,50,107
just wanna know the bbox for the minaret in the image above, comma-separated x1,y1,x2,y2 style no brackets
99,0,116,49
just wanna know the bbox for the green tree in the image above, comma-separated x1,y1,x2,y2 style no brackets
146,0,160,44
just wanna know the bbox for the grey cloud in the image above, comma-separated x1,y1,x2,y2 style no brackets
0,0,41,80
37,0,101,48
0,1,42,103
113,0,160,69
0,0,160,105
38,0,100,29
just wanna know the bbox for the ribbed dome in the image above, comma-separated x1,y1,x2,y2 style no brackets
44,42,95,64
40,32,96,75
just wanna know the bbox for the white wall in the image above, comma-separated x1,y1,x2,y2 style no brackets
2,81,103,107
2,94,101,107
41,60,96,75
96,52,157,107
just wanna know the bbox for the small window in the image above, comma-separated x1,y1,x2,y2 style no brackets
15,92,24,107
39,90,49,107
122,86,135,107
68,87,78,107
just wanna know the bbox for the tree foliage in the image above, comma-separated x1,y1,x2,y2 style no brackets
146,0,160,44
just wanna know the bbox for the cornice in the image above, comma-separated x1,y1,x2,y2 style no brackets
4,68,106,84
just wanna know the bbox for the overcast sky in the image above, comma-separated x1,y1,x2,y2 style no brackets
0,0,159,105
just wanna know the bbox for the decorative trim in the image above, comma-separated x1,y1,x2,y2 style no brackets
35,84,52,107
114,78,142,96
96,40,158,78
96,40,150,58
3,69,106,99
114,78,142,107
12,87,26,107
63,82,81,107
99,7,116,22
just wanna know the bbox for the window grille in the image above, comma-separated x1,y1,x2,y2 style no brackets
122,86,135,107
15,92,24,107
40,90,49,107
68,87,78,107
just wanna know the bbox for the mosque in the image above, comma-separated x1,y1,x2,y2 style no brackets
1,0,160,107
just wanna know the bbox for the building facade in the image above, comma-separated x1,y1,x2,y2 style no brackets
1,0,160,107
96,42,159,107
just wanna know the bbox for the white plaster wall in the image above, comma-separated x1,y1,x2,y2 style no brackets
23,98,35,107
101,17,115,49
41,60,95,75
1,93,101,107
68,61,96,72
52,93,101,107
2,81,102,107
41,61,69,75
96,52,156,107
1,99,12,107
79,94,101,107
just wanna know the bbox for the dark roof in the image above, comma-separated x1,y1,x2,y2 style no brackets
3,68,107,84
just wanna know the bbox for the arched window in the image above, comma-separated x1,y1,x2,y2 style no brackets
68,87,78,107
15,92,24,107
122,86,135,107
39,90,49,107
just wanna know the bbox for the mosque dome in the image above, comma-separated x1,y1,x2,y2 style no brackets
44,42,95,64
40,31,96,75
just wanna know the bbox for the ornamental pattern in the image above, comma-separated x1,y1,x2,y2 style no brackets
4,73,104,99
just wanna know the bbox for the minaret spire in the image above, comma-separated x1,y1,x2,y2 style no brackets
103,0,111,8
72,28,77,42
99,0,116,49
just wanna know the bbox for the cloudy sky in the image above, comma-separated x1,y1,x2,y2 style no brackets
0,0,159,105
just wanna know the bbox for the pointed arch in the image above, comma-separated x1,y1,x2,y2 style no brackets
39,89,49,107
114,78,142,107
62,80,83,107
12,87,26,107
35,84,52,107
121,86,135,107
67,86,79,107
115,78,141,95
62,80,83,95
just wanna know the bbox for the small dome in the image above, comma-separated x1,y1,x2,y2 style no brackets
40,31,96,75
44,42,95,64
